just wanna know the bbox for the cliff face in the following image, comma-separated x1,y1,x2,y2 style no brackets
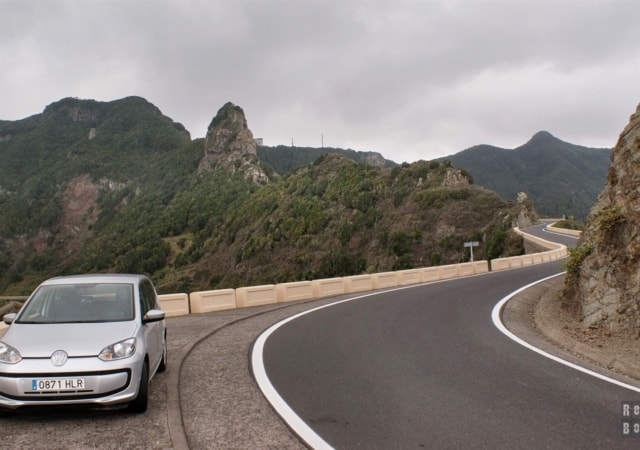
199,102,270,184
565,103,640,335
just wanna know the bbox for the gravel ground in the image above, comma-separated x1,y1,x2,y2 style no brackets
2,277,638,449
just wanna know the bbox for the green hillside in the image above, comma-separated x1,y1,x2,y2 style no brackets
0,96,530,295
257,144,397,174
441,131,611,220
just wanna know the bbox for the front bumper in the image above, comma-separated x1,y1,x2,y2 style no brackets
0,355,142,409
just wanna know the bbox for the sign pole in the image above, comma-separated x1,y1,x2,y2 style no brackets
463,241,479,262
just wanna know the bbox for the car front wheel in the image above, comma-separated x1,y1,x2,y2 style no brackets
158,331,167,373
128,361,148,413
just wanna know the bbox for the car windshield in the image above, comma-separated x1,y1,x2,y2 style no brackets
16,283,135,324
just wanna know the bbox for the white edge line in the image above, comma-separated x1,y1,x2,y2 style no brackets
252,303,337,450
251,282,458,450
491,272,640,393
254,270,640,450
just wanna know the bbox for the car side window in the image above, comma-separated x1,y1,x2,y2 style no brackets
138,279,156,317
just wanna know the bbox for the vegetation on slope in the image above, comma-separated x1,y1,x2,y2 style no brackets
442,131,611,220
0,96,526,295
160,155,526,293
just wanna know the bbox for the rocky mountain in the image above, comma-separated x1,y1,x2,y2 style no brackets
257,144,396,175
199,102,271,184
441,132,611,220
563,103,640,337
0,96,532,295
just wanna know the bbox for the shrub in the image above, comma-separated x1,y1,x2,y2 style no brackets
564,243,594,282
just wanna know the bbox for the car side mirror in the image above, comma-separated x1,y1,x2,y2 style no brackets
3,313,16,325
143,309,165,323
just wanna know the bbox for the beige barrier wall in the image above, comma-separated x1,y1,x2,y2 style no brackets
474,261,490,274
490,258,511,271
458,262,477,276
546,225,582,238
372,272,399,289
491,227,567,271
236,285,278,308
344,274,374,293
311,277,345,298
439,265,459,279
397,269,421,286
513,227,567,252
158,293,190,317
189,289,236,313
275,281,314,303
167,230,555,317
420,267,441,282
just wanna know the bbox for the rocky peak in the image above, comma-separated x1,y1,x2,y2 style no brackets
513,192,538,228
441,168,470,189
44,97,99,123
565,102,640,335
362,152,387,167
524,130,564,147
199,102,269,184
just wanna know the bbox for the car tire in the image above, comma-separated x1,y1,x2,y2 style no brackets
128,361,148,413
158,331,167,373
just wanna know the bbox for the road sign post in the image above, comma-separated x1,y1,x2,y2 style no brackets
463,241,479,262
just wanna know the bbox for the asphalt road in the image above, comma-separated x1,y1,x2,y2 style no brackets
260,227,640,449
4,224,636,449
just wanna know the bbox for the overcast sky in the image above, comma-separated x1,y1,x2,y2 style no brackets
2,0,639,162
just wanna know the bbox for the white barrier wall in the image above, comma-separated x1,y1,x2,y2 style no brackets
311,277,345,298
546,225,582,237
189,289,236,314
157,228,560,317
491,227,567,271
158,293,189,317
344,274,374,293
275,281,314,303
396,269,421,286
439,265,459,279
421,267,441,282
372,272,398,289
236,284,278,308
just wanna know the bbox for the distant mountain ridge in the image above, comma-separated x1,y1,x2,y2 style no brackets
0,96,533,295
440,131,611,219
258,145,397,175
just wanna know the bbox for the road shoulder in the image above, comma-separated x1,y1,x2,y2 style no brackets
502,274,640,387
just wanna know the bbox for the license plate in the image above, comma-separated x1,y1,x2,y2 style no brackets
31,378,86,391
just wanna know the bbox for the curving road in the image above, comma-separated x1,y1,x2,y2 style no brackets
257,225,640,449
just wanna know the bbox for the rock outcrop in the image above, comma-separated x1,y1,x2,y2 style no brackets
199,102,270,184
44,97,100,123
513,192,539,229
564,102,640,335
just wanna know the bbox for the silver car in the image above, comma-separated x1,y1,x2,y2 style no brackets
0,274,166,413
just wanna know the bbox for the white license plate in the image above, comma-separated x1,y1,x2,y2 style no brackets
31,378,86,391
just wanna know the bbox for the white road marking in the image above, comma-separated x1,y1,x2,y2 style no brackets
253,266,640,450
491,272,640,393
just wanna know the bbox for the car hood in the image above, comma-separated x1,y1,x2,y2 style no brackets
2,322,138,358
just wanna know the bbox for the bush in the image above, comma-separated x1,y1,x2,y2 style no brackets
564,243,594,282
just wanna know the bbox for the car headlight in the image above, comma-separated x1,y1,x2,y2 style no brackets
0,341,22,364
99,338,136,361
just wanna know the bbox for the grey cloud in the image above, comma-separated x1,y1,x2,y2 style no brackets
1,0,639,161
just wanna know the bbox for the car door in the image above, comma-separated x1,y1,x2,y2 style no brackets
138,279,162,373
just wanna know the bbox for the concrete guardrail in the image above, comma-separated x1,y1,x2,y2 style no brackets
0,225,571,321
546,225,582,237
490,226,568,272
157,260,491,317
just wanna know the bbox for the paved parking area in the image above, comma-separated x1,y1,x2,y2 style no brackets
0,299,332,449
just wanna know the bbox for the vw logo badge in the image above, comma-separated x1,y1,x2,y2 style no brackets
51,350,68,367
